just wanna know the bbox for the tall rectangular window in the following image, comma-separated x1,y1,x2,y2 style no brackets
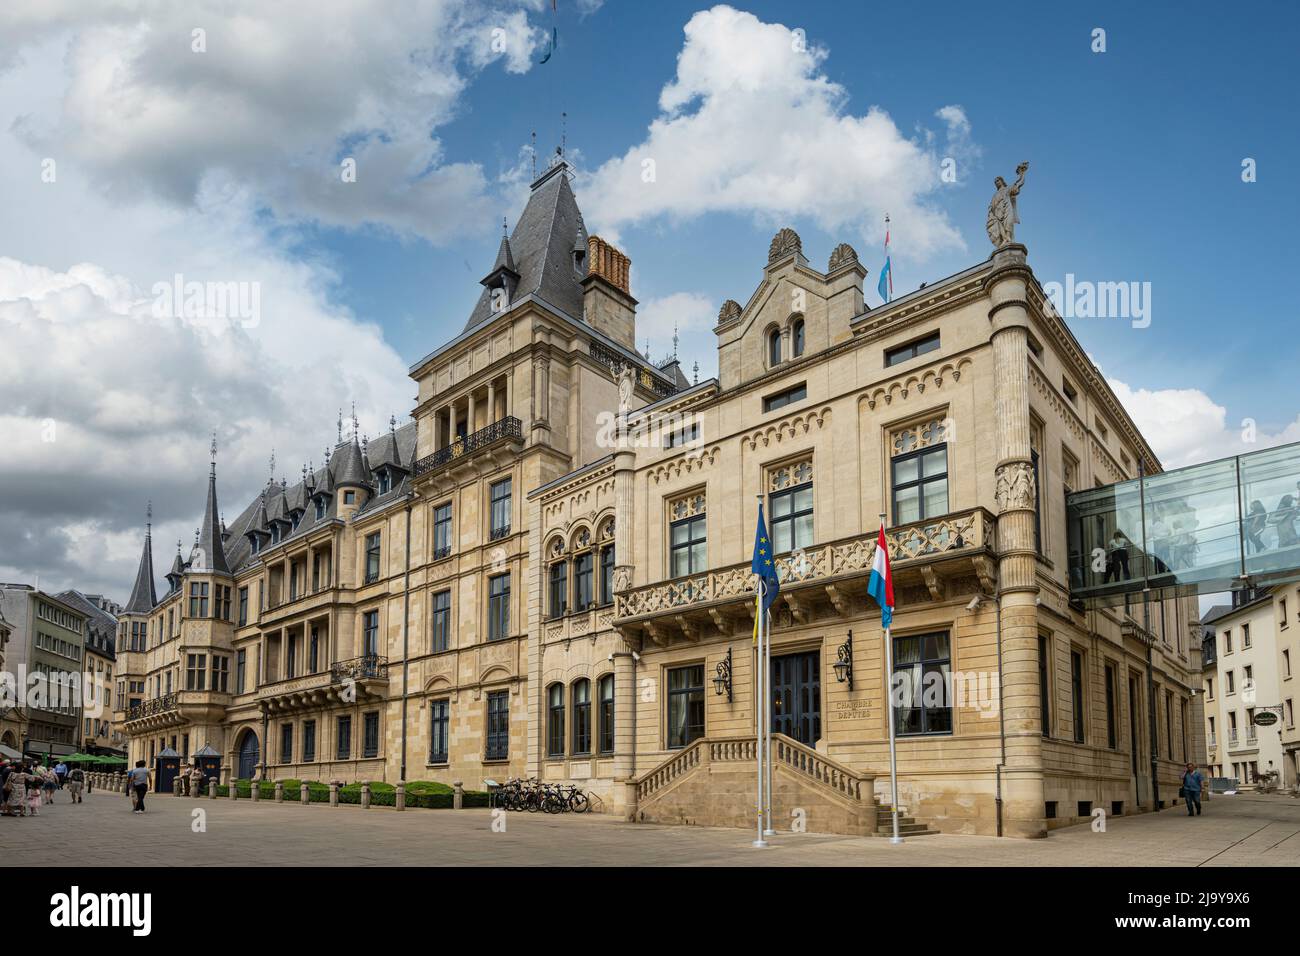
574,552,593,610
769,461,813,553
308,627,319,673
488,573,510,640
336,715,351,760
303,720,316,762
186,653,206,691
211,656,229,693
429,700,449,764
666,665,705,748
431,590,450,652
286,632,298,679
489,478,512,540
600,545,615,605
893,633,952,736
1166,691,1174,759
1039,635,1051,737
547,683,565,757
433,503,452,559
364,532,381,584
572,680,592,755
485,690,510,760
236,649,247,694
599,674,615,754
548,560,568,619
1105,663,1117,749
363,711,379,758
280,723,293,764
670,515,707,577
892,445,948,524
188,582,209,618
1071,650,1085,743
362,610,379,657
238,587,248,626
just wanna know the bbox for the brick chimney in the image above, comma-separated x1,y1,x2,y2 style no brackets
582,235,637,349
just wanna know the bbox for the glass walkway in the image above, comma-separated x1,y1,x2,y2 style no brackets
1067,440,1300,606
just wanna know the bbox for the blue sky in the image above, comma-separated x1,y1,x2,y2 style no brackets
315,0,1298,434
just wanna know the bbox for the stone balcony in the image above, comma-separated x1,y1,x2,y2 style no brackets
412,416,523,483
257,655,389,715
122,690,231,732
613,508,997,645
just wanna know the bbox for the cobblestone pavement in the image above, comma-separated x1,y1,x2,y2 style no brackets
8,788,1300,866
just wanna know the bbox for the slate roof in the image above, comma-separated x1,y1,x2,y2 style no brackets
463,161,587,332
124,526,157,614
55,589,118,660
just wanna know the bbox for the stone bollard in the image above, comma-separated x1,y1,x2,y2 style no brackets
274,782,284,803
453,780,464,811
229,781,237,800
300,783,309,805
172,777,183,797
395,781,405,811
329,783,339,807
208,781,217,800
360,783,370,809
250,781,260,802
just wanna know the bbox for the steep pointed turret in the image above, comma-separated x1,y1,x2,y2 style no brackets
190,435,230,574
124,503,158,614
165,539,185,593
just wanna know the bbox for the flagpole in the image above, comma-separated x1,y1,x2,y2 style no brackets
763,591,774,837
880,511,903,844
753,496,767,848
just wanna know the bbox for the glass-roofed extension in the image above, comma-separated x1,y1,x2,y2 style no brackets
1068,441,1300,605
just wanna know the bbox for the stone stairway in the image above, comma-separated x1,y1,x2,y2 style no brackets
872,804,941,837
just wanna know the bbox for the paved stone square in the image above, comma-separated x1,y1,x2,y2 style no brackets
9,788,1300,866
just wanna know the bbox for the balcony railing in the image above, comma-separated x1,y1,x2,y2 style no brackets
589,341,678,400
126,693,177,723
330,654,389,683
615,508,995,622
413,417,522,478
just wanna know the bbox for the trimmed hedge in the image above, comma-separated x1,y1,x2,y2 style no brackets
216,778,488,809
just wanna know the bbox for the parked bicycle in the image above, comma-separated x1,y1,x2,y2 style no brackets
497,777,589,813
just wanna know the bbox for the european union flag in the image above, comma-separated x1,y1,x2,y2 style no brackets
751,503,781,614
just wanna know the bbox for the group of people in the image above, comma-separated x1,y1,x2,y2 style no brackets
0,758,86,817
1245,491,1299,553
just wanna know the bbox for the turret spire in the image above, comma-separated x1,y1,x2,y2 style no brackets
124,503,158,614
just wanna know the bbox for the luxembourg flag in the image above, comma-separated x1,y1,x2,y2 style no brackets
876,213,893,304
867,525,894,629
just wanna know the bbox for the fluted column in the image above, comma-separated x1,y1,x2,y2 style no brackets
611,640,637,818
985,242,1045,838
487,382,496,423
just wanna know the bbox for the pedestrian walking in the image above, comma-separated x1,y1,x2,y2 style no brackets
66,767,84,804
126,760,150,813
40,766,57,804
0,760,23,817
54,761,68,789
1180,762,1204,817
26,766,43,816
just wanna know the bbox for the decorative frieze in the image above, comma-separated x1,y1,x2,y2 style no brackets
865,357,972,410
994,460,1037,513
743,407,831,451
891,416,949,457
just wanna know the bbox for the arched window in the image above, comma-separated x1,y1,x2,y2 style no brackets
548,559,568,619
574,551,594,609
792,317,805,358
572,679,591,755
598,674,615,754
768,328,782,367
547,683,565,757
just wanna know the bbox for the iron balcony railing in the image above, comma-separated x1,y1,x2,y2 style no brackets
413,416,522,477
330,654,389,683
588,341,678,400
126,693,178,722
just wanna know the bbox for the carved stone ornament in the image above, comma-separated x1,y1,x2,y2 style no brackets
827,242,858,271
717,299,742,324
994,460,1037,513
768,227,802,263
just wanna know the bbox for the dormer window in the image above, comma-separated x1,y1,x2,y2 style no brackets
250,537,260,555
270,525,280,544
315,497,327,520
377,469,391,495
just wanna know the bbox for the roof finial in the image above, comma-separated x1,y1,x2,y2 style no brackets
193,526,200,547
561,111,567,158
672,322,679,360
389,413,397,434
268,448,276,481
176,538,182,555
210,431,217,477
302,462,308,482
502,216,508,239
693,360,699,385
337,409,343,443
351,402,358,441
146,500,152,536
531,130,537,179
324,445,331,464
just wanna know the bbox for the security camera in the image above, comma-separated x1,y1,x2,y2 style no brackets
631,651,640,662
966,595,983,612
607,653,614,663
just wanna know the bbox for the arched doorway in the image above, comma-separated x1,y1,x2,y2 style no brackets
236,730,259,781
1,731,16,749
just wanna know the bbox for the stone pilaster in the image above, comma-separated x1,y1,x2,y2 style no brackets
984,243,1046,838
